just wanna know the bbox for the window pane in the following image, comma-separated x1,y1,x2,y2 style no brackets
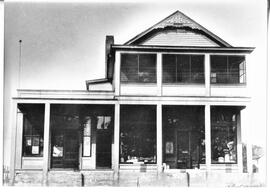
121,54,138,83
211,55,227,83
121,54,156,83
177,55,190,83
211,107,238,164
139,54,156,83
228,56,245,84
163,54,176,83
190,55,205,83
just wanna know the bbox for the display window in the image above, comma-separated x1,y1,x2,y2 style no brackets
211,106,240,164
120,105,156,164
19,104,45,157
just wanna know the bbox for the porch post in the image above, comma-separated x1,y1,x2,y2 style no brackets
113,102,120,172
42,102,50,186
205,54,210,96
237,111,243,173
9,101,18,186
157,53,162,96
15,110,23,169
156,104,162,172
242,106,253,173
205,104,211,171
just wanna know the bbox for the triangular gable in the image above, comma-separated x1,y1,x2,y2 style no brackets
124,11,232,47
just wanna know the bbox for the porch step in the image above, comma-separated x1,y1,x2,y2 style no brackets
81,170,115,186
48,171,82,186
14,171,43,186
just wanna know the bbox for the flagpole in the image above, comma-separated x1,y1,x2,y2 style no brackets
18,40,22,89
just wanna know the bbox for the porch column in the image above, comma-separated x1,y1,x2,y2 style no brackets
113,102,120,172
15,110,24,169
157,53,162,96
205,54,210,96
205,104,211,171
237,112,243,173
156,104,162,172
241,106,253,173
9,101,18,185
42,102,50,186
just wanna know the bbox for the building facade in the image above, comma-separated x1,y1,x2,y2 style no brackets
6,11,263,186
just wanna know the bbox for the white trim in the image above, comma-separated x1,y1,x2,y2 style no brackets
42,102,50,186
205,104,211,171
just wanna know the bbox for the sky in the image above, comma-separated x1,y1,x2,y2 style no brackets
3,0,268,167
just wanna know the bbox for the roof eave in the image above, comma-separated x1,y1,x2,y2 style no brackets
112,44,255,53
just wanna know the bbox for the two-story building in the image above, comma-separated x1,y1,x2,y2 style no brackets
7,10,261,186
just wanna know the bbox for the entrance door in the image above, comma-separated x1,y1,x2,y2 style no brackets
51,130,79,169
96,129,112,168
177,131,192,169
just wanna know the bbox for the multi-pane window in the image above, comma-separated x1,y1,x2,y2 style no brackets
121,53,157,83
20,104,45,157
211,106,239,164
211,55,246,84
163,54,205,84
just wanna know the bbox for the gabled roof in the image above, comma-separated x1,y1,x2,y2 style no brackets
124,10,232,47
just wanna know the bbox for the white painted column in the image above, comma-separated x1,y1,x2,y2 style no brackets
205,104,211,171
42,102,50,186
156,104,162,172
205,54,210,96
15,110,23,169
9,101,18,186
113,102,120,172
241,105,253,173
114,51,121,96
157,53,162,96
237,112,243,173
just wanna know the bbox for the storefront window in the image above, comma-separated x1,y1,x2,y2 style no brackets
163,106,205,169
19,104,45,157
211,106,239,164
120,105,156,164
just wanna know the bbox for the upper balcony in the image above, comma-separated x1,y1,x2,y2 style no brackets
113,49,252,98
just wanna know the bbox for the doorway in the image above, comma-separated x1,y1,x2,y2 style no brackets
51,129,79,169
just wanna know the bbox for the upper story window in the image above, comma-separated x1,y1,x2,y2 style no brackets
121,53,157,83
163,54,205,84
210,55,246,84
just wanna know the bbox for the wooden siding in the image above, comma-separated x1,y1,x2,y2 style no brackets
140,30,219,47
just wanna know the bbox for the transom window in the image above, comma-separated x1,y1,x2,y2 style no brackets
162,54,205,84
121,53,157,83
210,55,246,84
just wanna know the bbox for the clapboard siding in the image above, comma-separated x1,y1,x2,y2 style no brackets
141,30,219,47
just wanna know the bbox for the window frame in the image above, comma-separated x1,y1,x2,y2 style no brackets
210,55,246,85
162,54,205,84
120,53,157,84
